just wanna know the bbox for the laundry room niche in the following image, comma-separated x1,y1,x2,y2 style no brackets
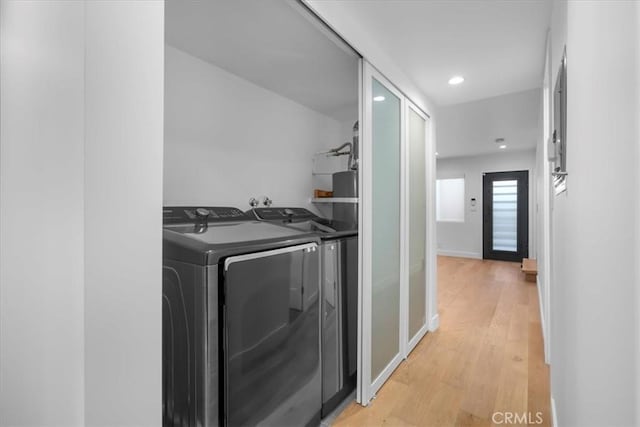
163,0,360,217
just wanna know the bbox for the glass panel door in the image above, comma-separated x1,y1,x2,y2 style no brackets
492,180,518,251
359,62,434,405
359,62,404,404
406,104,428,352
370,77,401,381
482,171,529,262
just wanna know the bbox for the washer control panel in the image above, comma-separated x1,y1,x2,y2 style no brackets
249,207,316,221
163,206,248,224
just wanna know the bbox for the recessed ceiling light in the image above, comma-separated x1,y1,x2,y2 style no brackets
373,95,385,102
448,76,464,85
435,152,439,156
499,144,507,149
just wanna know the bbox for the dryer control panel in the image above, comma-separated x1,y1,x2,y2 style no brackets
163,206,248,224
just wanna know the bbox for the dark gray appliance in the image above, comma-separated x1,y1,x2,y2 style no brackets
246,207,358,417
332,171,358,229
162,206,321,427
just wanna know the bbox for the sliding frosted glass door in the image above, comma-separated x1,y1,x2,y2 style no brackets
359,63,404,403
359,62,434,405
406,103,429,352
370,78,401,380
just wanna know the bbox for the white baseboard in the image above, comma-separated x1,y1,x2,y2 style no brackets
437,249,482,259
536,276,550,364
551,396,558,427
429,313,440,331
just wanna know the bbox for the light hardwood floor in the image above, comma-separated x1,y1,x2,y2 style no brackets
332,256,550,427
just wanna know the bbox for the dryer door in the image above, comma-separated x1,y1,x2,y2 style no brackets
222,243,320,427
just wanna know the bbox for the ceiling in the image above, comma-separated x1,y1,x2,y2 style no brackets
165,0,359,122
321,0,552,106
436,89,540,158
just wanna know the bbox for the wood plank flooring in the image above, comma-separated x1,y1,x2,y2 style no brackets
332,256,550,427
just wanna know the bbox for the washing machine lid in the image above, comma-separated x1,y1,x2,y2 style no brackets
248,207,316,221
163,217,320,265
283,220,334,234
165,221,307,245
284,220,357,239
247,207,358,239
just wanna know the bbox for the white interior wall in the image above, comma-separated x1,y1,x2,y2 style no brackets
0,2,85,424
436,150,536,259
84,2,163,425
534,128,544,301
637,5,640,422
548,1,639,425
1,2,164,425
164,45,352,213
545,3,568,423
537,30,553,365
534,54,552,363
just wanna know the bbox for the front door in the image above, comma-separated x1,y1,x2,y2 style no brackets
483,171,529,262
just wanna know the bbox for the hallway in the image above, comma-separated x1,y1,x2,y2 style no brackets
334,256,550,426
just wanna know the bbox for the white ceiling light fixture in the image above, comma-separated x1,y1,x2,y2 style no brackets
373,95,385,102
448,75,464,85
435,152,439,156
499,144,507,149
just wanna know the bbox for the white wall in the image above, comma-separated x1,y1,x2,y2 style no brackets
0,2,85,424
84,2,163,426
547,1,639,425
637,5,640,423
1,2,164,425
164,45,350,212
436,150,536,259
534,53,552,363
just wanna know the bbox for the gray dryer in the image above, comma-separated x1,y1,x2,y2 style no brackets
163,206,322,427
246,207,358,417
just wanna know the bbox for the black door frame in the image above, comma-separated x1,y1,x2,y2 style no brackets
482,170,529,262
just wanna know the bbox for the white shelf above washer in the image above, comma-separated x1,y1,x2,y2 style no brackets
311,197,359,204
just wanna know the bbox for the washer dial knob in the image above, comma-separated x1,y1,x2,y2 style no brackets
195,208,210,218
